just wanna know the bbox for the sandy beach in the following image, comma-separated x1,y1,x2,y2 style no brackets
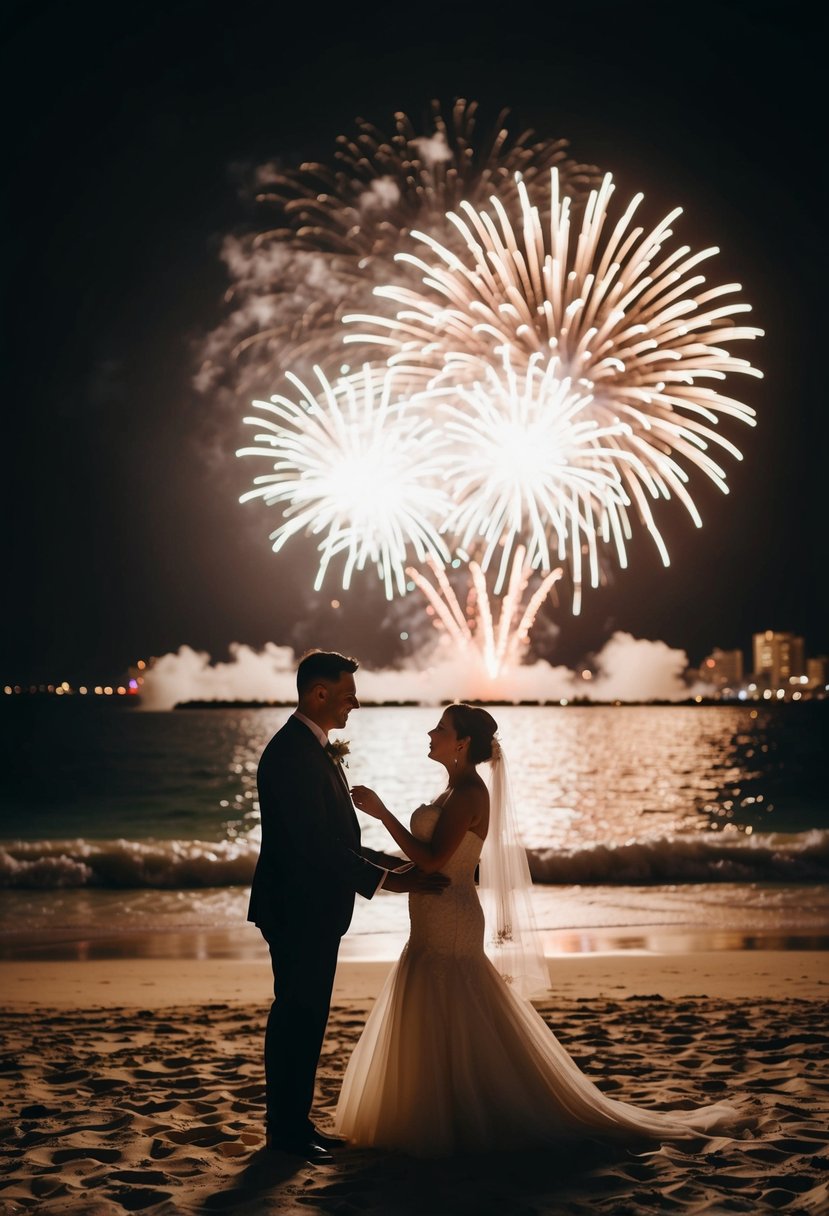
1,947,827,1215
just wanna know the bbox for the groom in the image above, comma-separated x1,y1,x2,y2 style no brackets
248,649,448,1163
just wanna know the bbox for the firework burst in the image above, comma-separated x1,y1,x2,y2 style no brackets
258,99,598,263
416,349,642,609
236,365,451,597
234,141,762,678
344,169,763,592
198,102,599,397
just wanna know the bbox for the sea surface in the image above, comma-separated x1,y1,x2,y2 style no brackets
1,700,827,958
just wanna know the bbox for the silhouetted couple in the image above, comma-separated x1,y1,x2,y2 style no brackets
248,650,742,1161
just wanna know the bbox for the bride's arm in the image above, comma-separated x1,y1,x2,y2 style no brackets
349,786,431,866
350,784,487,873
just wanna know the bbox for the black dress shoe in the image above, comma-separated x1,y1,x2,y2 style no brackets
265,1133,333,1163
311,1128,348,1149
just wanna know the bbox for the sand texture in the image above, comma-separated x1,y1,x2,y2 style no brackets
1,993,828,1215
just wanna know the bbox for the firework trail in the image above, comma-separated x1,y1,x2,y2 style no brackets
406,549,564,679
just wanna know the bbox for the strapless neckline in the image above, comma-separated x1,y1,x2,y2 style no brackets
413,803,487,846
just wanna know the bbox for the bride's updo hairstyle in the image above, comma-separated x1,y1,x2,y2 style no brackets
446,704,499,764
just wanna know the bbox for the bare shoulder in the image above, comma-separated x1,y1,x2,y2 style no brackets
448,775,489,824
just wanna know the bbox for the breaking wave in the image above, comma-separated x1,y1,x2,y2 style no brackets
1,830,827,889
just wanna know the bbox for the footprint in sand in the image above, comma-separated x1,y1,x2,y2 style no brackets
106,1186,173,1211
760,1185,808,1208
43,1068,90,1085
51,1146,122,1165
149,1137,176,1159
83,1077,124,1093
122,1097,180,1114
30,1177,68,1200
162,1125,241,1147
109,1169,171,1185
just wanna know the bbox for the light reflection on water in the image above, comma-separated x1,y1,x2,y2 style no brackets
2,702,826,847
2,881,828,959
225,704,828,852
2,702,826,954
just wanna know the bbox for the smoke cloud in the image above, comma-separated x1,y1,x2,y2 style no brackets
411,132,453,167
139,633,712,711
588,633,704,702
358,178,402,213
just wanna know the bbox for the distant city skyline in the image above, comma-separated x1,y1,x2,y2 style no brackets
6,628,827,703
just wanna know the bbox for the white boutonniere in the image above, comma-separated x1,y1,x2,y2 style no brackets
325,739,350,767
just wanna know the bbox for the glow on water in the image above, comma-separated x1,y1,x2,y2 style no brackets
1,703,826,954
224,704,822,849
2,704,825,849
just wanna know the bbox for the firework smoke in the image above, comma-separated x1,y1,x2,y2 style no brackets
195,101,599,403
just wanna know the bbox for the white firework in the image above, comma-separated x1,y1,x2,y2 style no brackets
236,365,451,597
344,169,763,593
419,350,641,610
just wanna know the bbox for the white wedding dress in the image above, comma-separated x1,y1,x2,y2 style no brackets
335,805,744,1158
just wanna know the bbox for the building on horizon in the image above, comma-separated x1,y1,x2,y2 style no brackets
807,656,828,687
701,647,744,688
752,630,805,686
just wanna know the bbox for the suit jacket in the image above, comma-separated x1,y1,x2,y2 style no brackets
247,714,396,939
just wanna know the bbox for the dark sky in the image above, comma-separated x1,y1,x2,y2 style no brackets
3,1,826,684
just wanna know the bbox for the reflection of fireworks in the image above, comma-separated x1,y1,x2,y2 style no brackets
346,170,763,591
236,365,450,597
198,102,598,396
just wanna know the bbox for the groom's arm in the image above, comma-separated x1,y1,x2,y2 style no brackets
382,867,449,894
262,753,386,900
360,845,411,870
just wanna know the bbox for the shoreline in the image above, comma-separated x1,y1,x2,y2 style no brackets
2,921,829,963
2,943,826,1008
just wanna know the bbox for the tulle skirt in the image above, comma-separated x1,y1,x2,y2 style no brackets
335,942,744,1158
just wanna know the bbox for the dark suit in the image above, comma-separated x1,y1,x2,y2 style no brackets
247,713,396,1140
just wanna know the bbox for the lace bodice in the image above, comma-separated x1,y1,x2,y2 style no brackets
410,804,484,876
407,805,485,960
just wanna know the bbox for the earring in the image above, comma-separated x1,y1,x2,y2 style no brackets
453,755,458,768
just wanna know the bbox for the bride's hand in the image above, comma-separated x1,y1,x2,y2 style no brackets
350,785,386,819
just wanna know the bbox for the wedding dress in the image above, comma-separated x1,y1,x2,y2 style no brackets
335,804,743,1158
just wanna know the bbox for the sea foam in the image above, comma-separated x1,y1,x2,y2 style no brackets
1,830,827,889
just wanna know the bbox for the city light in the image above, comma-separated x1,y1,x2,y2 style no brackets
3,638,825,704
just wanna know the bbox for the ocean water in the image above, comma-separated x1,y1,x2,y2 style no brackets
1,700,827,957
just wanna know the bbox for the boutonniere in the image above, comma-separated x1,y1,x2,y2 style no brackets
325,739,350,767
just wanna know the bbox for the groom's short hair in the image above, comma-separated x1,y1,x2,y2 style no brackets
296,650,359,695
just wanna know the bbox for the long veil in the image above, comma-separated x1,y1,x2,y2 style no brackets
478,739,549,999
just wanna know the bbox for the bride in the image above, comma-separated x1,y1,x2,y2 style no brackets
335,703,745,1157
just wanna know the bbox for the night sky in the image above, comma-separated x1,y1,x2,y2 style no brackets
4,1,826,686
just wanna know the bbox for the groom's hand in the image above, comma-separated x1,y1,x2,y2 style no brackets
383,867,450,895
